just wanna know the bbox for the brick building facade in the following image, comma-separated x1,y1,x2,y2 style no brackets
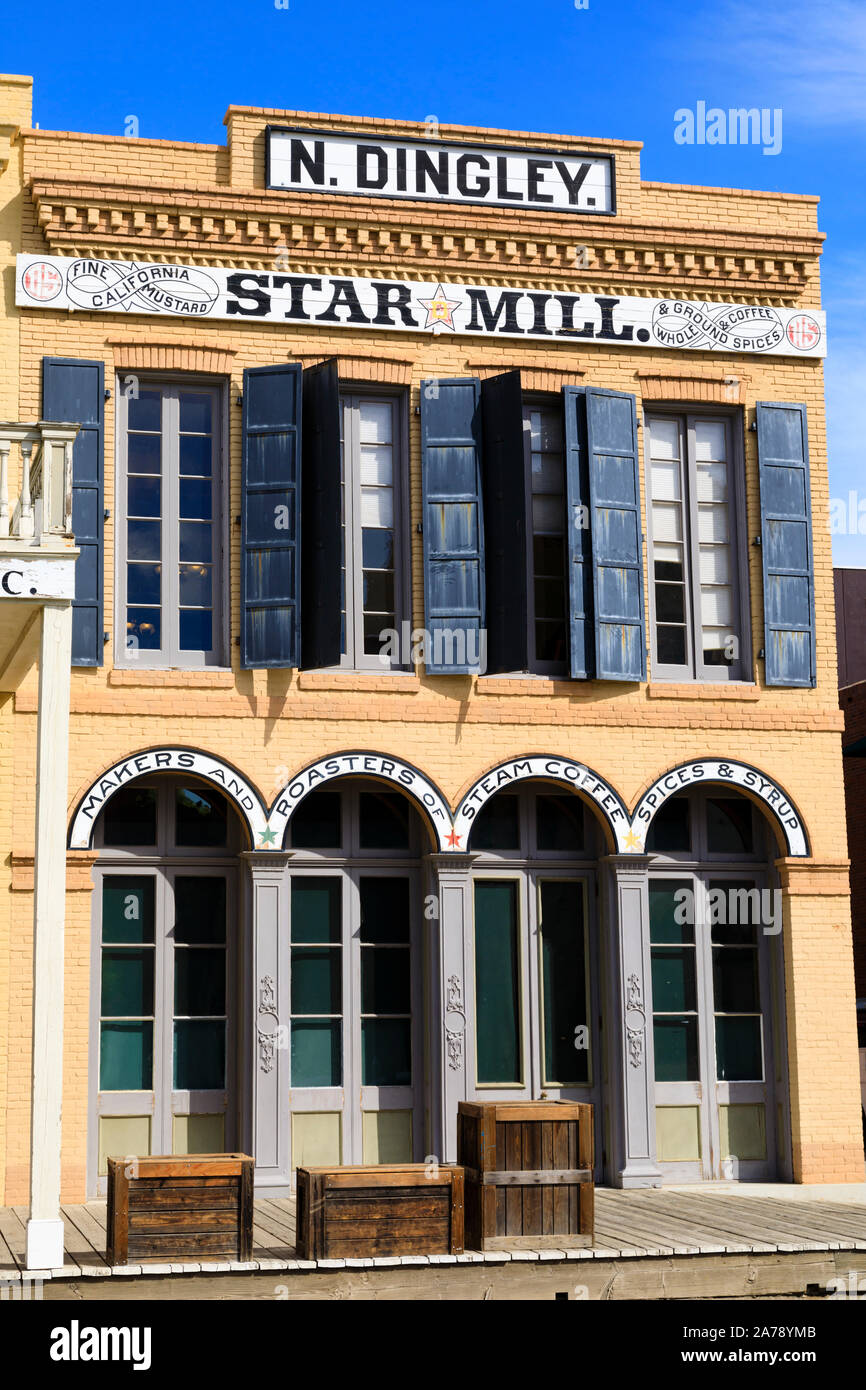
0,74,862,1257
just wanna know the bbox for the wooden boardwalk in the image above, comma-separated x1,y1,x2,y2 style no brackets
2,1186,866,1285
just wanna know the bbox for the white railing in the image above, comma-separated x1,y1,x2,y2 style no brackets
0,422,78,544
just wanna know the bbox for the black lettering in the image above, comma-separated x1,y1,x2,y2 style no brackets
289,138,325,187
226,272,271,317
465,288,525,335
456,153,490,197
526,293,553,335
416,149,449,195
555,160,592,205
396,146,407,191
527,159,554,203
357,144,388,189
273,275,321,321
496,155,522,201
316,279,370,324
555,294,595,338
594,297,634,342
372,281,419,327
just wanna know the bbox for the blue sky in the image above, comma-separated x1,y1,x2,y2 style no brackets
6,0,864,561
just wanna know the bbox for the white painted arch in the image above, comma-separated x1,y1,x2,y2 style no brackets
68,747,270,850
267,751,453,850
452,754,633,852
630,758,810,858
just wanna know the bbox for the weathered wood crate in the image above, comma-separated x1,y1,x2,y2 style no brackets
295,1163,465,1259
457,1101,594,1250
106,1154,254,1265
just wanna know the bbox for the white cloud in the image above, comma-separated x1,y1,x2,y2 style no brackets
683,0,866,124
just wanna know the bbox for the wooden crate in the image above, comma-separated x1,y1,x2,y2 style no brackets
106,1154,254,1265
457,1101,594,1250
295,1164,464,1259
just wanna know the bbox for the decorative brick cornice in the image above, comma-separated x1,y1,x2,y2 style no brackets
774,859,851,896
290,351,413,385
11,851,98,891
636,369,746,404
466,360,585,391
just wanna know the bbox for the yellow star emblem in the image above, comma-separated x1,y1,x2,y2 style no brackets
417,283,462,331
623,829,644,851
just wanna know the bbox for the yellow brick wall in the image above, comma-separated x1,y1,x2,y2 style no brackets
1,82,861,1198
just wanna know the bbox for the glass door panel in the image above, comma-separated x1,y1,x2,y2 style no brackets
169,871,231,1154
539,880,589,1087
474,880,522,1087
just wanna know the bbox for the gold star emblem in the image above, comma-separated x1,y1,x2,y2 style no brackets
417,283,462,331
623,829,644,851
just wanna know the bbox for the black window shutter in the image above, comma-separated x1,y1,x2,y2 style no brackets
562,385,594,679
420,378,485,674
480,370,528,673
585,387,646,681
241,363,302,668
41,357,104,666
756,401,816,687
300,358,342,670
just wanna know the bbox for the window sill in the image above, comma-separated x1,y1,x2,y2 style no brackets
475,675,573,695
108,669,237,688
297,670,420,692
646,682,760,700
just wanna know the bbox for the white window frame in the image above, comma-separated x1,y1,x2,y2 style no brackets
115,376,229,670
645,408,751,683
338,389,409,672
522,396,569,677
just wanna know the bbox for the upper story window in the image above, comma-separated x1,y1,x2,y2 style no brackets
339,393,407,670
524,402,568,674
645,411,748,682
117,381,224,668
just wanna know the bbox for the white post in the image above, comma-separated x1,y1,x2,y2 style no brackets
0,439,10,537
26,601,73,1270
19,439,34,539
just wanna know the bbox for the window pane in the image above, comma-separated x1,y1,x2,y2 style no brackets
647,417,680,460
101,948,154,1016
361,948,410,1014
536,794,584,852
699,546,731,583
292,947,341,1014
179,434,212,476
363,612,394,656
712,947,759,1013
127,432,161,474
291,1019,341,1086
531,495,563,531
100,1021,153,1090
655,582,686,623
291,879,341,944
179,478,213,520
656,625,687,666
360,444,393,486
651,458,681,500
649,880,694,943
707,799,754,854
363,569,395,612
128,390,162,432
651,947,697,1013
359,401,393,444
698,504,729,543
646,799,691,853
540,881,588,1084
102,876,155,942
128,476,161,518
362,1018,411,1085
175,787,228,846
696,461,728,501
291,792,342,849
174,876,226,943
359,877,410,942
179,521,212,563
468,796,520,851
536,620,567,663
653,1017,698,1082
174,1019,225,1089
701,585,732,626
535,576,566,620
178,563,212,606
652,502,683,542
715,1016,762,1081
179,392,213,434
358,793,410,850
126,609,161,650
474,881,521,1084
174,949,226,1016
179,608,213,652
102,793,157,850
127,518,161,560
361,490,393,528
694,420,727,461
127,563,161,606
361,529,394,569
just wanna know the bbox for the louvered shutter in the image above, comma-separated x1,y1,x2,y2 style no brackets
241,363,302,668
585,387,645,681
480,370,527,673
420,379,485,674
562,385,594,679
756,401,816,687
41,357,104,665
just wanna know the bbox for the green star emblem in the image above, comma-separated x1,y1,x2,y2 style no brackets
258,827,278,846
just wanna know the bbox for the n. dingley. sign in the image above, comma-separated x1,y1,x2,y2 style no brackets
15,254,827,357
267,127,614,214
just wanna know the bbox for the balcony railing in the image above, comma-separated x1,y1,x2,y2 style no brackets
0,422,79,545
